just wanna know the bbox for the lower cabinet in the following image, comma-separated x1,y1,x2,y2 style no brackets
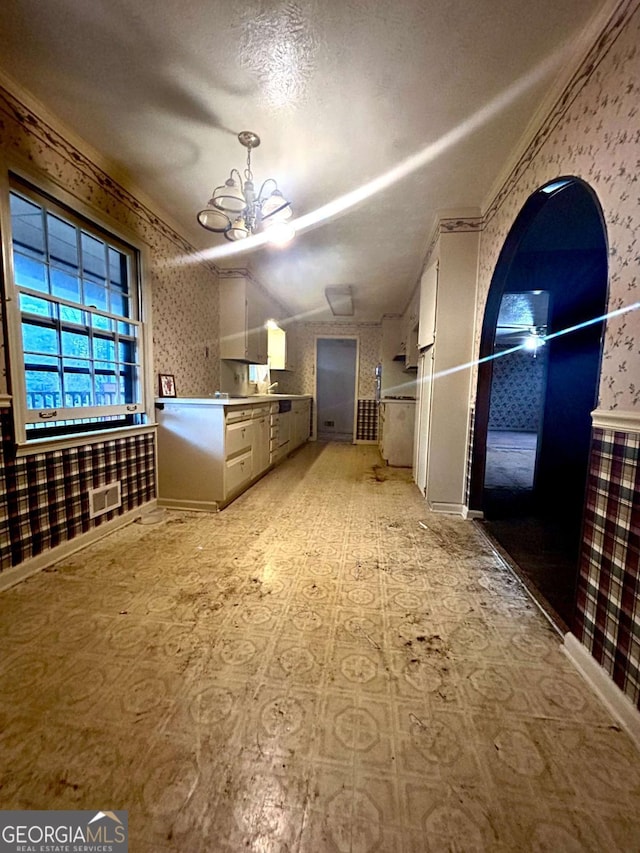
291,399,311,450
225,449,253,495
157,397,311,511
252,409,270,477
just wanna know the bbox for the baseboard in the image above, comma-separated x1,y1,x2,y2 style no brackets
563,632,640,750
463,506,484,520
355,439,378,445
157,496,220,512
0,500,157,593
429,501,465,516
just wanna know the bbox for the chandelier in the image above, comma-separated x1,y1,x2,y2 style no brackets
197,131,294,243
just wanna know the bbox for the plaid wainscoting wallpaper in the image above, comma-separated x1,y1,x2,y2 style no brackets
575,427,640,710
0,410,156,572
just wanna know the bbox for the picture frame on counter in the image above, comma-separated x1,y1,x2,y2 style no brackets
159,373,176,397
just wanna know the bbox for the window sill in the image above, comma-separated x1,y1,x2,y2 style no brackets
0,394,12,408
15,422,157,457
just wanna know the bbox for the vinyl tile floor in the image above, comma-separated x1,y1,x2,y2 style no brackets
1,442,639,852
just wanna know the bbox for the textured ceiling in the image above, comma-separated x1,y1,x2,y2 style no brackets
0,0,606,321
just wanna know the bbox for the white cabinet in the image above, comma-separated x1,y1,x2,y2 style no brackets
157,396,312,511
403,291,419,370
267,323,291,370
252,406,270,477
291,398,311,449
220,275,268,363
379,401,415,467
418,262,438,349
414,229,480,512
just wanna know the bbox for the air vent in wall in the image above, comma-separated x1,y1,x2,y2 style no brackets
89,481,122,519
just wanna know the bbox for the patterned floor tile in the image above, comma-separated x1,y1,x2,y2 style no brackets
0,442,638,852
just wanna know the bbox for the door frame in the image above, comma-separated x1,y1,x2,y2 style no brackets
314,335,360,443
469,176,608,512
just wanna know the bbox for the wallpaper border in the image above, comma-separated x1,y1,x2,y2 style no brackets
0,84,216,269
484,0,640,225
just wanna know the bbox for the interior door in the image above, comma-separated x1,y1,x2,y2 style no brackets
316,338,358,442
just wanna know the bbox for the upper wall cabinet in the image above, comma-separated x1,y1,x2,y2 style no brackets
403,290,420,369
268,323,290,370
418,262,438,349
220,276,268,364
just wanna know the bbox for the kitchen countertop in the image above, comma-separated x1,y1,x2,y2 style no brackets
156,395,312,406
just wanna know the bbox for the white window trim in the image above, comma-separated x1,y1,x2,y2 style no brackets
0,162,156,452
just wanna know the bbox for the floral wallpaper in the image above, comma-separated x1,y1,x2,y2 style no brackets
476,0,640,412
288,322,382,399
0,84,220,400
488,348,547,431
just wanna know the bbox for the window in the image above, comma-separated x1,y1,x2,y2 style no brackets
6,180,145,440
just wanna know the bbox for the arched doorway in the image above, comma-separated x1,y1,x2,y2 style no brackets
470,178,608,628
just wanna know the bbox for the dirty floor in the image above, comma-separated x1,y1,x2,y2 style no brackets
1,443,639,851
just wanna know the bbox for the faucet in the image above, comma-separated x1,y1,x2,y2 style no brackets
267,382,279,393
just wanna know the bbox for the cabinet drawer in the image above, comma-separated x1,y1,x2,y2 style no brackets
226,419,252,459
225,450,252,495
226,407,254,423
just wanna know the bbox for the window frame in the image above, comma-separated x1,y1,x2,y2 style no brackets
1,168,154,451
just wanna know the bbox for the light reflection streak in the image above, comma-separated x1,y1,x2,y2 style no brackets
176,46,566,265
422,301,640,387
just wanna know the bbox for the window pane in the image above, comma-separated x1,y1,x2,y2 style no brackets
61,330,90,362
84,278,108,311
91,314,112,332
63,371,92,407
81,232,106,281
94,337,116,364
50,268,81,303
25,370,62,409
20,293,55,318
59,305,84,325
119,340,134,363
14,254,48,292
110,290,130,317
121,367,136,403
96,372,119,405
22,323,58,356
25,354,58,367
10,194,45,258
47,213,78,272
108,247,127,290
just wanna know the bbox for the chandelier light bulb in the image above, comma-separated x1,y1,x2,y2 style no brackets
266,221,296,247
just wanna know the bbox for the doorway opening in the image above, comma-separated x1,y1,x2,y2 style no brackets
484,290,550,506
470,178,608,629
315,337,358,442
